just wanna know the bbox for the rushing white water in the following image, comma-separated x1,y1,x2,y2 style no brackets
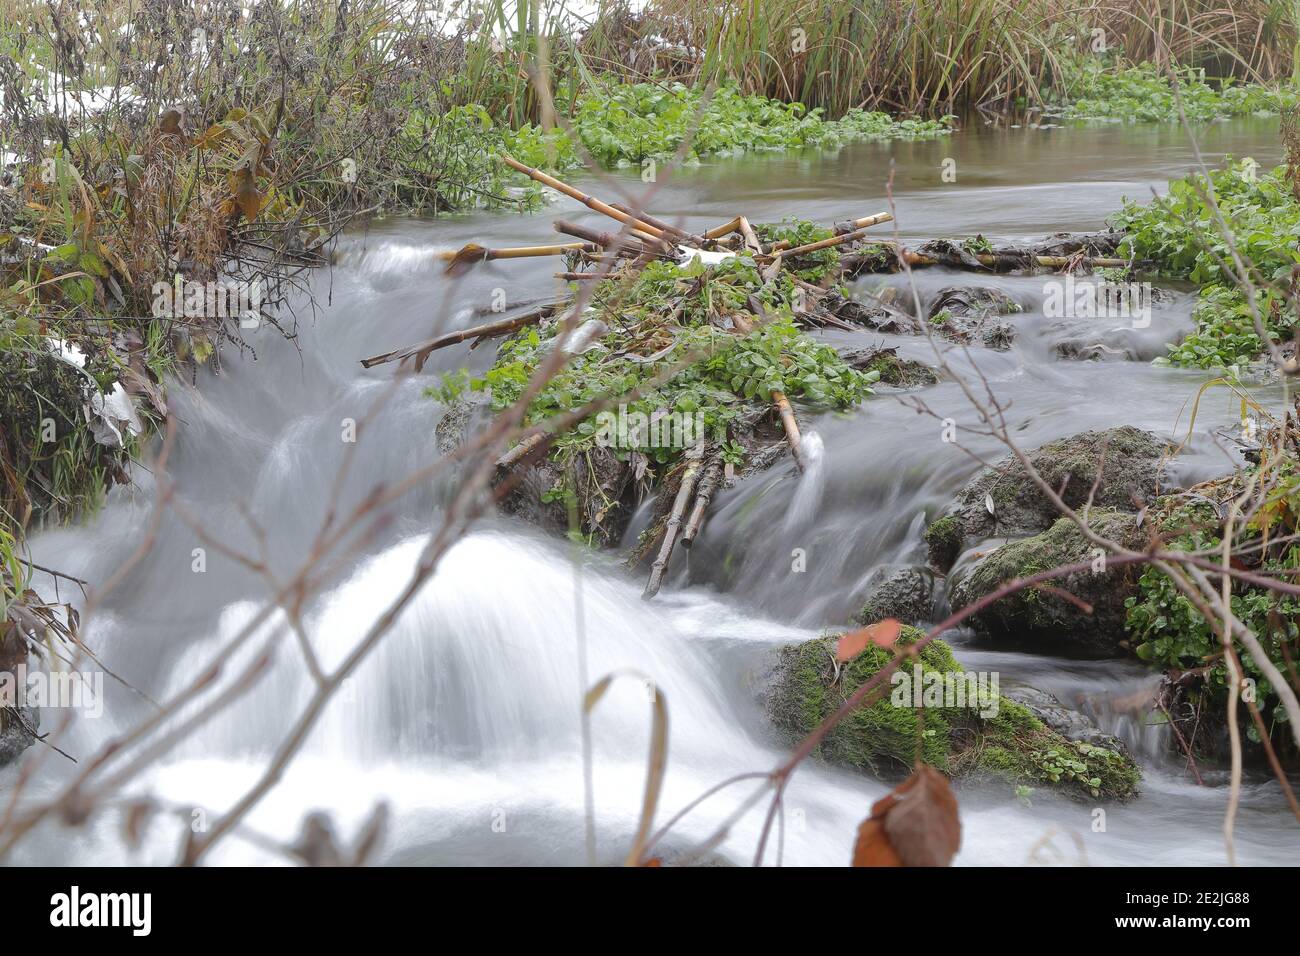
9,117,1300,866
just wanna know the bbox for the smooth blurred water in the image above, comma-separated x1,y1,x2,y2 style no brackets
8,115,1299,866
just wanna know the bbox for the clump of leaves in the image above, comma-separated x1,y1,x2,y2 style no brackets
1033,743,1108,798
430,255,876,466
1059,59,1298,124
755,219,840,283
1125,500,1300,743
571,82,952,166
1111,160,1300,369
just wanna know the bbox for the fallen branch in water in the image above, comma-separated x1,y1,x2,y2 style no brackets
681,457,723,549
737,217,763,255
496,432,552,470
359,300,568,370
501,155,669,241
704,216,742,240
644,444,706,600
770,211,892,256
906,251,1133,270
438,241,596,276
553,220,669,259
610,203,707,247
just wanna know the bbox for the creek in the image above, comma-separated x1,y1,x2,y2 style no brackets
11,114,1300,866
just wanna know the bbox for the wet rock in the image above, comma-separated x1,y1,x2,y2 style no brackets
924,513,964,573
838,345,939,389
434,394,488,457
925,286,1022,350
764,627,1139,798
506,442,639,548
952,425,1171,541
0,632,36,767
854,566,937,626
824,287,916,333
0,705,38,767
949,509,1148,655
1032,230,1124,259
1004,686,1130,756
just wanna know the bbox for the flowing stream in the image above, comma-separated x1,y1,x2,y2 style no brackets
10,115,1300,866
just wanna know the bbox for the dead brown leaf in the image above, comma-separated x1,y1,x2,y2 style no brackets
851,765,961,866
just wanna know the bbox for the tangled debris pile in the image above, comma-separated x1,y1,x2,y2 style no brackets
365,156,1144,601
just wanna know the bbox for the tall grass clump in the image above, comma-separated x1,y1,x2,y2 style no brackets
578,0,1299,115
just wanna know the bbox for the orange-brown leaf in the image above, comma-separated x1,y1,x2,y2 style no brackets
851,817,902,866
882,765,961,866
835,618,902,662
851,765,961,867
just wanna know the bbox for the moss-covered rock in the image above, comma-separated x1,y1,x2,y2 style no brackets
949,509,1147,655
924,513,964,572
766,627,1140,799
839,345,939,389
954,425,1171,541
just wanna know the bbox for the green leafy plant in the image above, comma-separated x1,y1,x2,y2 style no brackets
1059,59,1298,123
1125,502,1300,738
1111,160,1300,369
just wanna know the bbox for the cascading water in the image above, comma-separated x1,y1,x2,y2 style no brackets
8,116,1300,866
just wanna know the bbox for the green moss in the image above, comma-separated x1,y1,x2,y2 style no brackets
768,626,1140,799
949,509,1144,653
923,513,963,571
970,699,1141,799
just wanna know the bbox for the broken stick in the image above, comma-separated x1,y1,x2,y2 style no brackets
771,390,806,472
500,155,670,241
610,203,707,247
438,241,596,276
681,458,723,549
643,443,706,599
359,301,566,369
496,432,551,470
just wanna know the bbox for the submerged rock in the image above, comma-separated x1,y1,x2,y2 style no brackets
764,627,1140,799
838,345,939,389
948,509,1147,655
854,566,938,626
925,286,1022,350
